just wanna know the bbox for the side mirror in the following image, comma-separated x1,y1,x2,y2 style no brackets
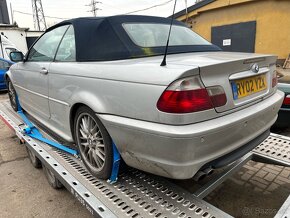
9,51,24,62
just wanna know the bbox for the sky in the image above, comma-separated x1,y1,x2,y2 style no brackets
6,0,198,30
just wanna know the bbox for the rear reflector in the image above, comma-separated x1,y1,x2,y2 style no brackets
283,95,290,105
157,76,227,113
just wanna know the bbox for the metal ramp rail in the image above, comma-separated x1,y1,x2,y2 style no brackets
1,99,290,217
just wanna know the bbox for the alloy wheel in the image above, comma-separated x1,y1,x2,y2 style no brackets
76,113,106,171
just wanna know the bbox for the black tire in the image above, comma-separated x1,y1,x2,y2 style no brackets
6,77,18,112
43,165,63,189
74,106,113,179
26,147,42,168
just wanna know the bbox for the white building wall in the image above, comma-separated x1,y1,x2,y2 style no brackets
0,29,27,52
0,28,43,53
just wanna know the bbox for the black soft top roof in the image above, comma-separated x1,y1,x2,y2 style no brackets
47,15,220,62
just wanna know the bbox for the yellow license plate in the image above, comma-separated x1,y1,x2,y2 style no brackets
231,74,267,100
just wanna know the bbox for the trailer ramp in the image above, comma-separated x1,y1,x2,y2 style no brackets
3,99,290,217
0,100,230,218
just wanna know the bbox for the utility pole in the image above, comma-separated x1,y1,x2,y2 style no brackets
10,3,14,25
87,0,102,17
31,0,47,31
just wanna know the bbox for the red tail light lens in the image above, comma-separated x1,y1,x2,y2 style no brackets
283,95,290,105
157,76,227,113
157,89,213,113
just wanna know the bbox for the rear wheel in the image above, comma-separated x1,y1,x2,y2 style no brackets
74,106,113,179
7,78,18,112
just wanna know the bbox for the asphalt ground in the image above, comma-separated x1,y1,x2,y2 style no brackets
1,91,290,218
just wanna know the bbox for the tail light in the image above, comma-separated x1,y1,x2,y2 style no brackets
157,76,227,113
272,70,278,88
283,94,290,105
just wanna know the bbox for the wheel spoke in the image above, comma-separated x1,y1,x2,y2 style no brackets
96,150,105,161
91,124,98,134
81,142,89,147
88,148,93,164
82,117,89,133
92,152,101,168
87,116,92,130
83,145,89,154
80,128,87,138
96,143,104,148
93,130,100,138
77,113,106,171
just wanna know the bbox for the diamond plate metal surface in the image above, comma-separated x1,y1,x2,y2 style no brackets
0,100,231,218
253,133,290,167
55,150,231,218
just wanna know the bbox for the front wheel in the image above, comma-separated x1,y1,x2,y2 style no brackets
74,106,113,179
7,78,18,112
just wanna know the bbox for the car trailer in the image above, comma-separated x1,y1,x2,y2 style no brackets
1,100,290,218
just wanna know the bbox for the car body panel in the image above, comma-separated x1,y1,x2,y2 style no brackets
99,90,283,178
12,62,50,120
43,52,277,142
7,15,285,179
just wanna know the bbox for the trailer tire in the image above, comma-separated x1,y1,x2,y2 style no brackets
43,164,63,189
26,147,42,168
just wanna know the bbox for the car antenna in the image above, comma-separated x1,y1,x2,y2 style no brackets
160,0,178,67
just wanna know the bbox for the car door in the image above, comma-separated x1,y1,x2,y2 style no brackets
48,25,76,132
12,25,69,121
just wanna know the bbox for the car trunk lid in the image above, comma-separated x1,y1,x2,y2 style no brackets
166,52,277,113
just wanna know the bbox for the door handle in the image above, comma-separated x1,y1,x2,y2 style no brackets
40,68,48,75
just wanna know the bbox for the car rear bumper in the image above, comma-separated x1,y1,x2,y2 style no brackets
99,90,284,179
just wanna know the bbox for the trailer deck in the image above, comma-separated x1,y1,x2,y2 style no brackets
1,100,290,218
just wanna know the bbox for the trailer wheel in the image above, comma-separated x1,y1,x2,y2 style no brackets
7,77,18,112
43,165,63,189
26,147,42,168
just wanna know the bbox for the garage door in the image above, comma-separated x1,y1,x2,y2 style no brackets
211,21,256,53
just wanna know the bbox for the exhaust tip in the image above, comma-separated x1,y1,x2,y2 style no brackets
193,167,214,182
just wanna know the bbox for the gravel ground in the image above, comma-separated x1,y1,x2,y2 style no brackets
1,91,290,218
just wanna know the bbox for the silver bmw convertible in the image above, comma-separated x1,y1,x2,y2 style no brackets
6,15,284,179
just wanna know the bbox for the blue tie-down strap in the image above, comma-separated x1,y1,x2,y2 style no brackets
15,95,120,181
18,110,78,156
15,95,78,156
108,141,121,184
